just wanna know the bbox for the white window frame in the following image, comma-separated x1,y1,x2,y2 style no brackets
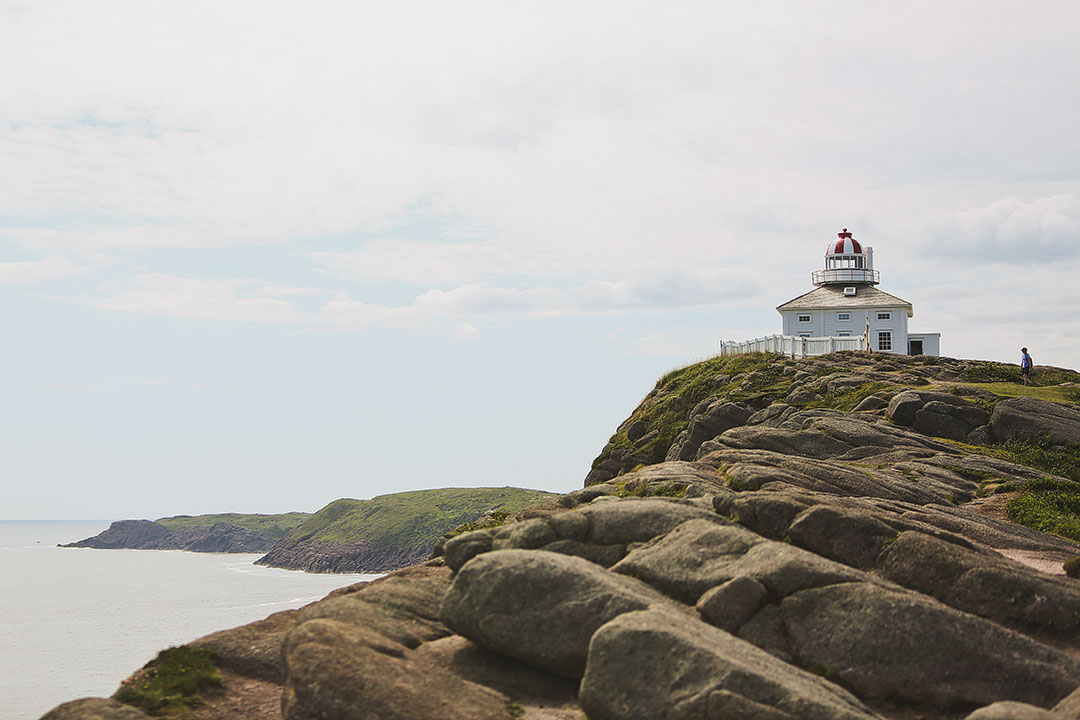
837,312,850,321
798,314,811,323
877,312,891,320
878,331,892,351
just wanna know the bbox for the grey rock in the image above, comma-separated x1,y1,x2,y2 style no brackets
887,390,927,425
853,395,887,412
40,699,152,720
491,518,556,551
964,701,1059,720
787,506,897,569
667,402,753,461
696,575,768,632
579,608,881,720
1053,685,1080,719
737,604,795,662
780,582,1080,710
192,608,299,682
283,619,511,720
991,397,1080,445
573,497,727,546
880,531,1080,638
913,401,991,440
612,520,869,603
542,539,626,567
440,549,685,678
443,529,494,572
299,566,451,649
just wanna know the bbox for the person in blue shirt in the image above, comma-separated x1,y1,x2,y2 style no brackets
1020,347,1033,386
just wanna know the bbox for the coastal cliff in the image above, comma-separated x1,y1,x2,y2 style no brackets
61,513,310,554
255,487,559,573
43,352,1080,720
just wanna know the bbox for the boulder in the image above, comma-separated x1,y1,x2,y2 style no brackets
880,531,1080,638
443,529,494,572
1053,685,1080,719
787,506,897,570
612,520,869,603
667,402,753,461
40,699,152,720
990,398,1080,445
963,702,1059,720
191,608,299,682
440,549,685,678
695,575,768,632
913,401,991,440
780,582,1080,710
572,497,727,546
579,608,881,720
282,619,512,720
298,566,451,649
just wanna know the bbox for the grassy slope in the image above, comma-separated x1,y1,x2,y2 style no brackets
154,513,312,541
279,487,559,550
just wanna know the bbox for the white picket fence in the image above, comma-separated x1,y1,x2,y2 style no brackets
720,334,866,359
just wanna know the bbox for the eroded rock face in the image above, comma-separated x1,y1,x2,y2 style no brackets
440,549,685,678
780,582,1080,710
991,397,1080,445
282,619,512,720
580,608,881,720
40,699,152,720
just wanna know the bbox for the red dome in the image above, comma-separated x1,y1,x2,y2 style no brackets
827,229,862,255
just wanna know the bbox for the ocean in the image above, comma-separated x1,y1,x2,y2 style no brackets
0,520,378,720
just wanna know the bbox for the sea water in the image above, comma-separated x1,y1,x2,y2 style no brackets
0,520,378,720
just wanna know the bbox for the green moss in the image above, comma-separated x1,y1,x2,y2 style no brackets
446,510,511,538
114,646,221,718
963,363,1080,388
506,701,526,718
155,512,310,541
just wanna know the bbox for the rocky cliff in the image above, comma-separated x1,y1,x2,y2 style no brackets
62,513,311,554
43,352,1080,720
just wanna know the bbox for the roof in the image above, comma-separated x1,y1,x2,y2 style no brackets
776,284,914,317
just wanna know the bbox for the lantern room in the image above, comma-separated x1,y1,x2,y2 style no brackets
812,229,880,286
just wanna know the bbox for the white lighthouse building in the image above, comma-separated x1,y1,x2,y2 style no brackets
722,229,940,357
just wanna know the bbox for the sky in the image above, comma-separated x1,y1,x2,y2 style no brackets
3,1,1079,520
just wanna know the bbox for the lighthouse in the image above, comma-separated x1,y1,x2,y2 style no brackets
722,229,940,357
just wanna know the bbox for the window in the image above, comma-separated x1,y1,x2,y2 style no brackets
838,331,851,337
798,332,811,338
798,314,811,323
877,312,891,320
878,331,892,351
837,312,850,321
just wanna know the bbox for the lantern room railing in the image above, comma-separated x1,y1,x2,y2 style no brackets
812,268,879,285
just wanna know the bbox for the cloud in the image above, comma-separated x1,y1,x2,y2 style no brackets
93,274,312,324
929,195,1080,265
0,254,96,285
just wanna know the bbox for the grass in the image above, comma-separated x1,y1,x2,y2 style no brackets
952,382,1080,405
1007,478,1080,543
155,512,311,541
114,646,221,718
946,435,1080,544
962,362,1080,388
